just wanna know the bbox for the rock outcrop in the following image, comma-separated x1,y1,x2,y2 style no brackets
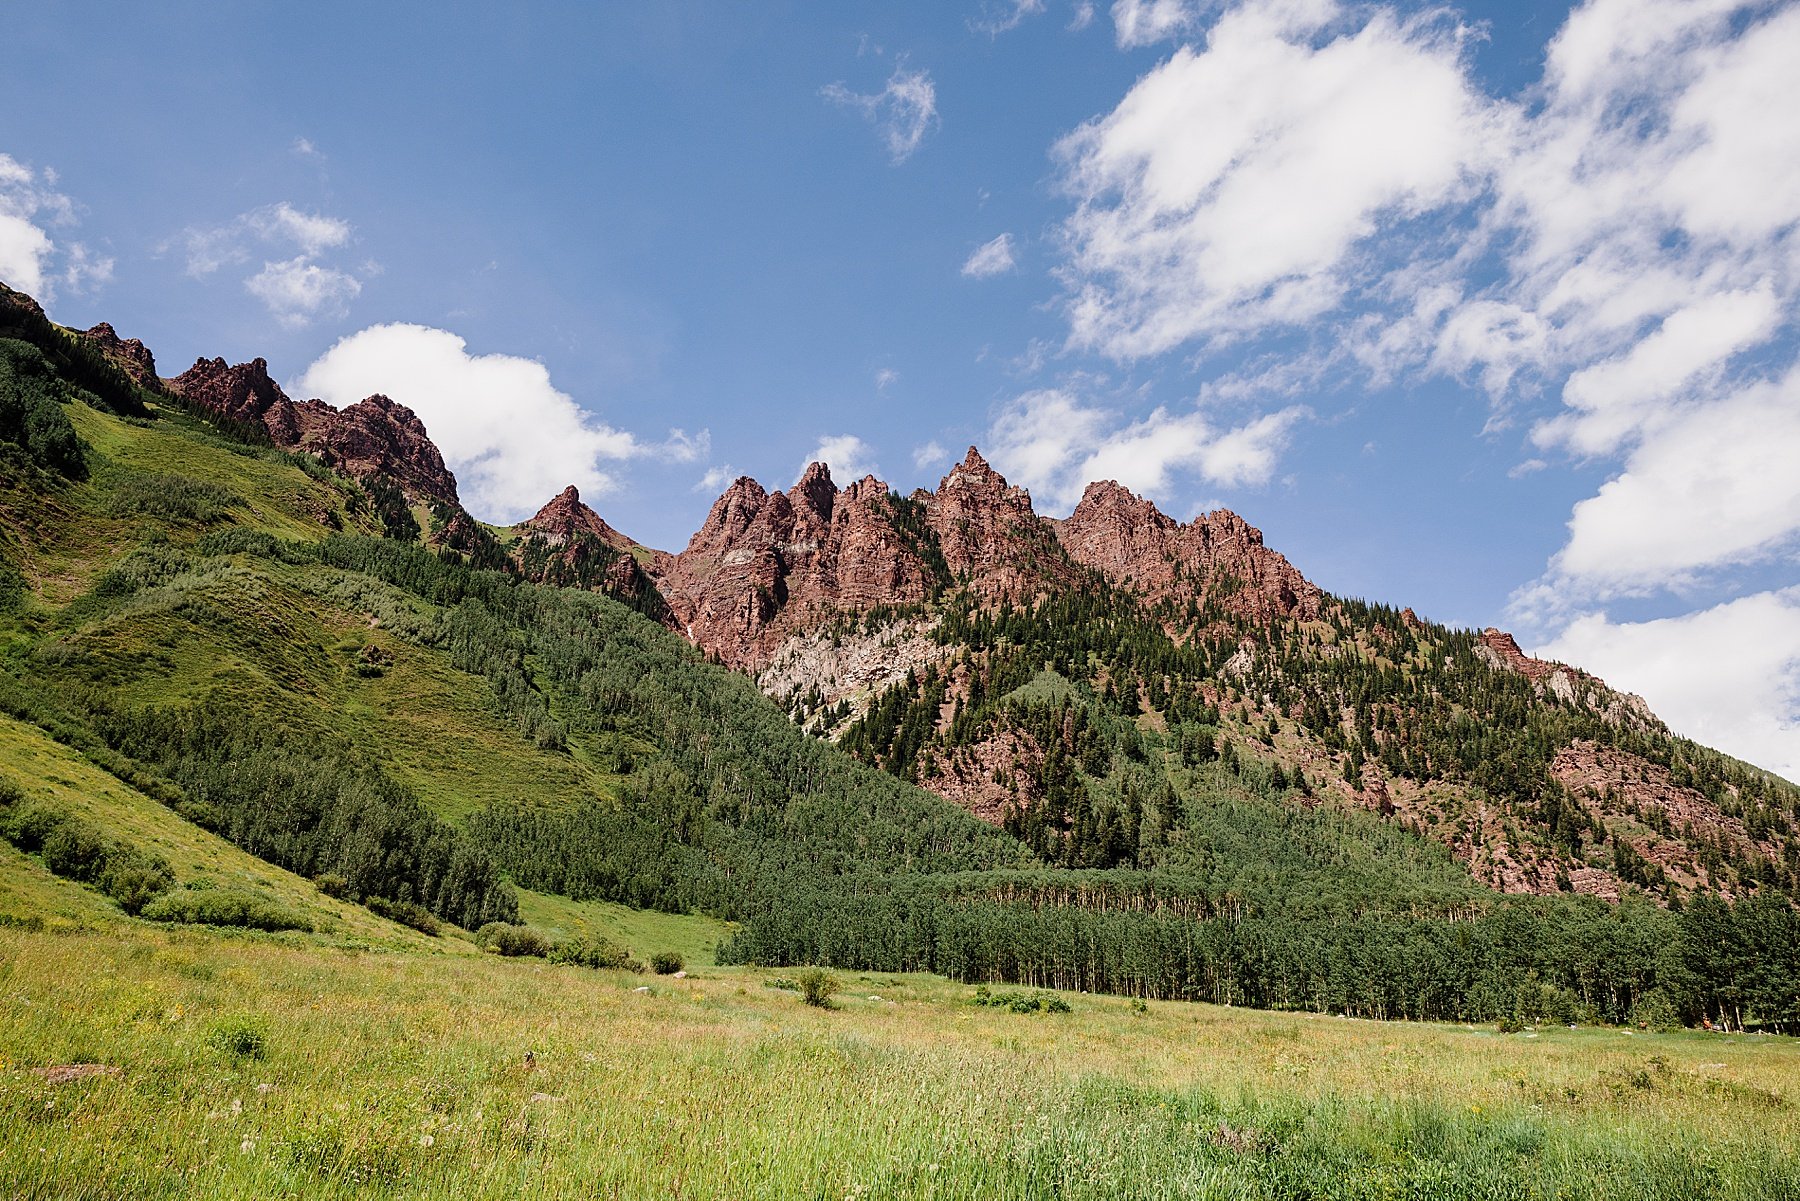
1055,479,1322,623
650,463,946,669
81,323,162,391
511,485,667,618
168,357,460,506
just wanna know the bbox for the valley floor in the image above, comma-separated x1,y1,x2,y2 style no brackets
1,918,1797,1199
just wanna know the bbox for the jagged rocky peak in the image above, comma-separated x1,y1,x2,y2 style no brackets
81,322,162,390
168,356,460,506
1056,478,1322,623
169,355,291,429
519,484,636,550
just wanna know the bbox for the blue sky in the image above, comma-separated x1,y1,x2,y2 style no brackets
3,0,1798,779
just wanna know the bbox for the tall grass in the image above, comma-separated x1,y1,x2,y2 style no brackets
1,924,1794,1200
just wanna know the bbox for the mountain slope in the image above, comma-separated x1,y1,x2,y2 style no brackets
536,448,1799,908
3,281,1796,1031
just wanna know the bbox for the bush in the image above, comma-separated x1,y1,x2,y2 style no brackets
40,820,111,881
2,799,70,853
102,858,175,915
549,937,636,970
206,1016,268,1061
363,895,442,936
312,872,351,899
649,950,684,975
476,922,552,958
1498,1012,1525,1034
971,986,1071,1015
142,887,314,933
1630,988,1683,1033
797,967,837,1008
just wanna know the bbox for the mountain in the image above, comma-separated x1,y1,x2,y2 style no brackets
525,452,1798,909
3,280,1796,1031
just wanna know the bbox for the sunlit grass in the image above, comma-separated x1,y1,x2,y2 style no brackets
1,919,1794,1200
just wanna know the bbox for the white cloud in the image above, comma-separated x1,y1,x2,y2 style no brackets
875,367,900,391
246,257,362,327
0,151,102,302
251,202,351,256
1549,364,1800,593
292,138,323,160
0,212,53,295
694,464,738,494
297,324,644,522
1110,0,1206,48
179,202,351,277
986,388,1304,510
1534,284,1781,458
1070,2,1097,31
1536,590,1800,783
973,0,1046,36
913,440,949,471
176,201,361,325
961,233,1018,279
1057,0,1499,359
801,434,880,481
823,63,940,163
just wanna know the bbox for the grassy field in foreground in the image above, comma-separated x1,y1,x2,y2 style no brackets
1,923,1796,1200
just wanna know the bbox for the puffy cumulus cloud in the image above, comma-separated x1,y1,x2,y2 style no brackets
297,324,651,522
986,388,1305,511
0,152,109,301
1536,590,1800,783
823,64,939,164
1548,364,1800,593
175,201,362,325
961,233,1018,279
801,434,880,482
1057,0,1497,360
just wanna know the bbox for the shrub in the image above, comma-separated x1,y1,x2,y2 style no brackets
40,820,112,882
763,977,801,992
1630,989,1682,1033
1498,1012,1525,1034
2,799,70,853
206,1015,268,1061
363,895,441,936
142,887,314,933
549,937,634,970
312,872,351,899
797,967,837,1008
649,951,684,975
476,922,552,958
101,858,175,915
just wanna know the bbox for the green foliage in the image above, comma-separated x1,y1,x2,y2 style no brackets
101,470,242,525
549,936,638,971
796,967,836,1008
0,338,86,477
971,986,1071,1014
477,922,552,958
0,285,152,417
0,783,175,914
205,1015,269,1061
649,950,684,975
363,894,442,936
141,885,314,932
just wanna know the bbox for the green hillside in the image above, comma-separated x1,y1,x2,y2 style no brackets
0,304,1796,1037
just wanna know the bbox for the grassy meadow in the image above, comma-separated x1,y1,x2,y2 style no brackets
2,914,1796,1200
